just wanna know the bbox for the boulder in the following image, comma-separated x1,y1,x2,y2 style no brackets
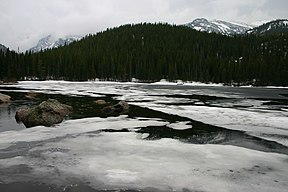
94,99,106,105
101,100,129,116
0,93,11,104
15,99,73,128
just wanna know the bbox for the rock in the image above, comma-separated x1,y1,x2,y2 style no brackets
0,93,11,104
94,99,106,105
25,92,40,100
117,100,129,111
15,108,31,122
101,100,129,116
39,99,73,116
15,99,73,128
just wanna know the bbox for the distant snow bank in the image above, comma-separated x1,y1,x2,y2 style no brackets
151,79,224,86
13,79,225,87
5,80,288,89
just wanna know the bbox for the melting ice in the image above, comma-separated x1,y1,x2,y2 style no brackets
0,81,288,192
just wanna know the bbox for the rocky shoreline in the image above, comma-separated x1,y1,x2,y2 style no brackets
1,92,130,128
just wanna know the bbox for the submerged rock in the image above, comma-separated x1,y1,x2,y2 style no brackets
0,93,11,104
101,100,129,116
25,92,40,100
15,99,73,128
94,99,106,105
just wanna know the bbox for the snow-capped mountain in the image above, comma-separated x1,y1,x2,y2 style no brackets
30,35,82,52
246,19,288,35
0,44,8,52
185,18,254,36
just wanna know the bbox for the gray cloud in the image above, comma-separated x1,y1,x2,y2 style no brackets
261,0,288,19
0,0,287,51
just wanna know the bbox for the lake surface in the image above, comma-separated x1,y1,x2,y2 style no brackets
0,81,288,192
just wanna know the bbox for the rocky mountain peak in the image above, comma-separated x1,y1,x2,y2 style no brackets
185,18,254,35
29,35,82,52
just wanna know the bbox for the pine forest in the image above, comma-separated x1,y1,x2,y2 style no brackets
1,23,288,85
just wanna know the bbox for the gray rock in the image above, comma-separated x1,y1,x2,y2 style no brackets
101,100,129,116
15,99,73,128
0,93,11,104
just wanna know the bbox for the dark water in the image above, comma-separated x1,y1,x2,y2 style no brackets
1,85,288,192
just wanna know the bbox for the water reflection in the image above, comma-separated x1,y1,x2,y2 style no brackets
0,103,26,132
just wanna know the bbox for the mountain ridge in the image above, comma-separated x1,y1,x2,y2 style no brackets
185,18,288,36
246,19,288,35
29,18,288,53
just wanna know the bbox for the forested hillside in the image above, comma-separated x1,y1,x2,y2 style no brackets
1,23,288,85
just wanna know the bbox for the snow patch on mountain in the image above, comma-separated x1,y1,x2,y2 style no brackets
29,35,82,52
185,18,254,36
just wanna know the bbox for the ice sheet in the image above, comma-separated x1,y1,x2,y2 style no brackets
0,115,167,150
167,121,192,130
0,131,287,192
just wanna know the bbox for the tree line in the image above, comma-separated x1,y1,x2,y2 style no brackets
1,23,288,85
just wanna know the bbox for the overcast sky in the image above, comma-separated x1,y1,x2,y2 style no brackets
1,0,288,51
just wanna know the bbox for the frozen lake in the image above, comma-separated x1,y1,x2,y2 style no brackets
0,81,288,192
